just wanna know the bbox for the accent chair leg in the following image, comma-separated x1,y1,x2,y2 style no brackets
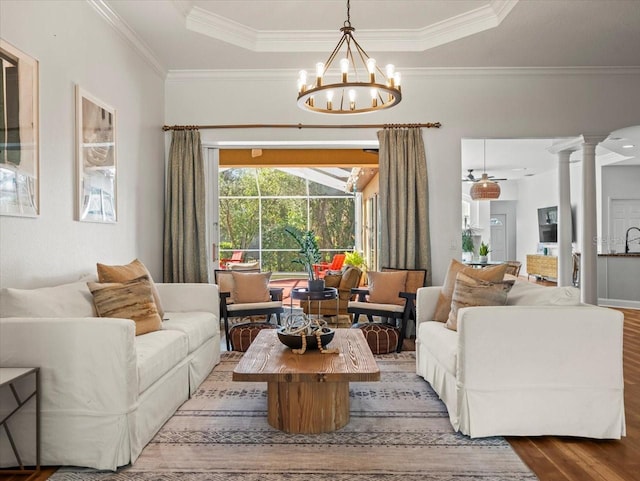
224,315,231,351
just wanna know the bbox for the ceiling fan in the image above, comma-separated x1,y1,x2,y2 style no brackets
462,169,507,182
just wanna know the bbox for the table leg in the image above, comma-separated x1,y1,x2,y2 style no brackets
267,380,350,433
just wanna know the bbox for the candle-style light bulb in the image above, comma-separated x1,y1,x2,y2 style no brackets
394,72,401,88
370,88,378,108
340,58,349,82
367,58,376,82
386,64,395,87
326,90,334,110
298,70,307,92
315,62,324,87
348,89,356,110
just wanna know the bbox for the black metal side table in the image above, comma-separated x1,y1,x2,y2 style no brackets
290,287,339,321
0,367,40,478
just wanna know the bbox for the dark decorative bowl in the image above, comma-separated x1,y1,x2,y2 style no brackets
277,327,335,350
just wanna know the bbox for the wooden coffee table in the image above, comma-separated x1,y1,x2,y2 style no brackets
233,328,379,433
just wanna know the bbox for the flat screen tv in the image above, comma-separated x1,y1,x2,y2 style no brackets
538,206,558,243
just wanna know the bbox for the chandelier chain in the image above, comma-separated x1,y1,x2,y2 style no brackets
345,0,351,27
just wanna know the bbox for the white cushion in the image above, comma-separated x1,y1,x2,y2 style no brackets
348,301,405,313
507,281,580,306
418,321,458,376
0,282,96,318
162,311,218,354
227,301,282,311
135,330,188,394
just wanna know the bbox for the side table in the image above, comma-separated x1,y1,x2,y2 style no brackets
290,287,339,322
0,367,40,478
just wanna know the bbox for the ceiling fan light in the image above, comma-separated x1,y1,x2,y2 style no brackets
470,176,501,200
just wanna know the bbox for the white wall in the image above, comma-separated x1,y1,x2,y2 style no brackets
167,69,640,284
0,1,165,288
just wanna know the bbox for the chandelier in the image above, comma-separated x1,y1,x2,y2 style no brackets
470,140,501,200
296,0,402,114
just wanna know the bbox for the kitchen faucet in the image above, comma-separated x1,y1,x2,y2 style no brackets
625,226,640,253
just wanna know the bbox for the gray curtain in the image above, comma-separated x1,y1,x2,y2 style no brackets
163,130,209,283
377,127,432,285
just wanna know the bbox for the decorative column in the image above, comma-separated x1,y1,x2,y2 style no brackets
580,135,607,304
557,150,574,286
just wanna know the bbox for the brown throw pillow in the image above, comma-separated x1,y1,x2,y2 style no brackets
324,274,342,289
215,270,236,303
87,276,162,336
433,259,508,322
231,271,272,303
381,267,426,294
97,259,165,319
445,272,515,331
367,271,408,305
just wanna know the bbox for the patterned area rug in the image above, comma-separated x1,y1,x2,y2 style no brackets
51,352,538,480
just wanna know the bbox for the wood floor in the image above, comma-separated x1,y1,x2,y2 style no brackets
2,308,639,481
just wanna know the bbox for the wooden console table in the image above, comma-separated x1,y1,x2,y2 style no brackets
526,254,557,280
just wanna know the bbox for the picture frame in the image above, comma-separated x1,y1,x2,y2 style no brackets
0,40,39,217
76,85,117,223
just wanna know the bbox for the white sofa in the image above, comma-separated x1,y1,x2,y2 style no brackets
415,280,625,439
0,281,220,470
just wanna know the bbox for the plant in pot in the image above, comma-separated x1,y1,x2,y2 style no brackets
285,226,323,291
344,250,367,285
478,242,491,263
461,233,475,262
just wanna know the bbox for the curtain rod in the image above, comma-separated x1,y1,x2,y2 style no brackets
162,122,441,131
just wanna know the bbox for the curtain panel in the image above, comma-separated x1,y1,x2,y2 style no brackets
163,130,209,283
377,127,432,285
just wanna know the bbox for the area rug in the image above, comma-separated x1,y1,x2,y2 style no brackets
51,352,538,480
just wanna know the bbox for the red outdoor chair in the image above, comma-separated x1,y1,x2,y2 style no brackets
313,253,346,279
220,250,243,269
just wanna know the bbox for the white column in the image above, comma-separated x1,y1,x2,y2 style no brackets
557,150,574,286
580,135,606,304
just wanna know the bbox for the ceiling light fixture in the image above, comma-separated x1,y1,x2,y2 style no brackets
470,140,501,200
296,0,402,114
622,144,635,149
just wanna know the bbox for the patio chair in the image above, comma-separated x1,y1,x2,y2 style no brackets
214,269,284,351
348,268,427,353
220,250,243,269
313,253,346,279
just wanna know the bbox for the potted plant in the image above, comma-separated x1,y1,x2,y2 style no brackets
285,227,323,291
344,250,367,285
478,242,491,263
461,233,475,262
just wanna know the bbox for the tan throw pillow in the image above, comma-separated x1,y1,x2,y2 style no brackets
445,272,515,331
231,271,272,303
381,267,426,294
324,274,342,289
433,259,508,322
87,276,162,336
97,259,165,319
215,270,236,303
367,271,408,305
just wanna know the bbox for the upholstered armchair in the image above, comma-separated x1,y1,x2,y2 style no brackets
300,266,362,318
214,270,284,351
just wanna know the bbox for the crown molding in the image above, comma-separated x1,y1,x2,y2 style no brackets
184,0,518,53
87,0,166,77
166,66,640,82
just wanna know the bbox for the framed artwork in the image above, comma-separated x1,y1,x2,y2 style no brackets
0,40,39,217
76,86,116,223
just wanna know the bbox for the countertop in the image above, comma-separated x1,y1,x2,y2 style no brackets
597,253,640,257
